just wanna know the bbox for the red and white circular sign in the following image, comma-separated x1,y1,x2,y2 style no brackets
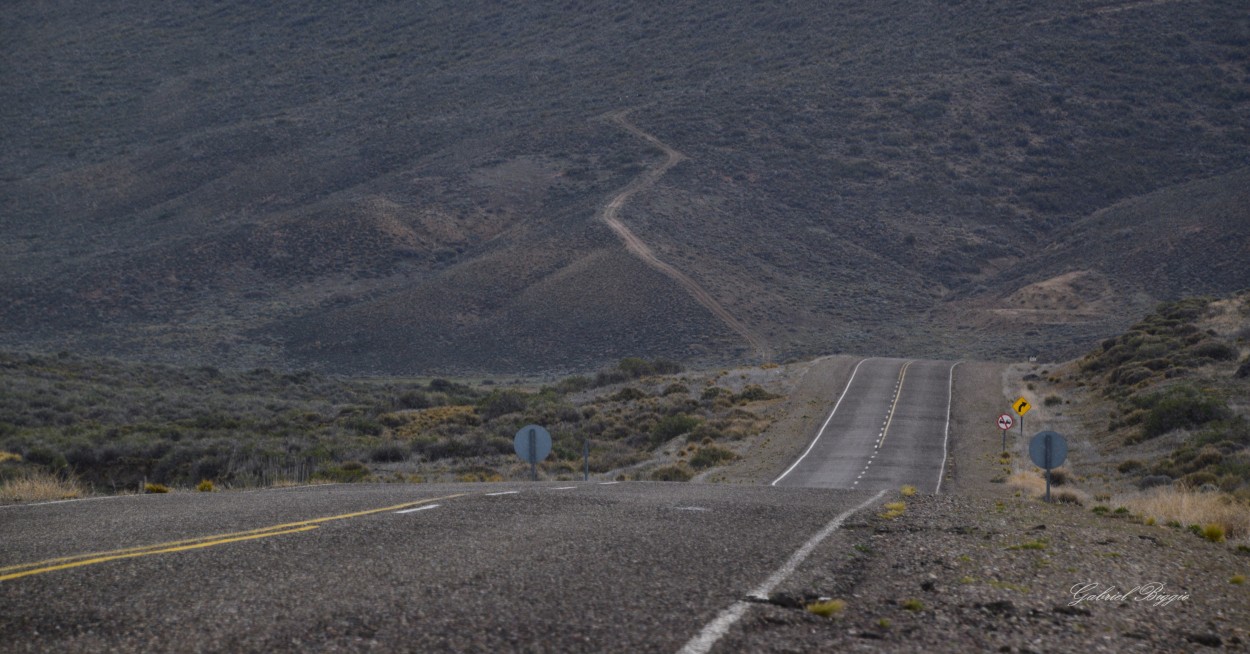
997,413,1015,430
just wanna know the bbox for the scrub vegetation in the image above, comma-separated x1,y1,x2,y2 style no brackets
0,352,780,495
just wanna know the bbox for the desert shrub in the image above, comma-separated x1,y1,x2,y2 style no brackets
144,482,170,493
553,376,593,394
701,386,728,401
370,442,408,463
1187,341,1239,362
313,461,370,483
610,387,648,402
197,479,215,492
688,445,738,470
1236,356,1250,379
734,385,781,402
1117,459,1145,473
662,383,689,396
651,414,702,446
649,464,692,482
1136,386,1231,439
477,390,529,420
24,445,67,471
394,390,432,409
1043,395,1063,406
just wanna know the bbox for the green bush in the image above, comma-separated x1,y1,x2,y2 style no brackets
649,464,693,482
689,446,738,470
734,385,781,402
651,414,702,446
1137,386,1231,439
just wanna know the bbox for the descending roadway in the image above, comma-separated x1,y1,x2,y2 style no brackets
0,356,963,653
772,358,959,492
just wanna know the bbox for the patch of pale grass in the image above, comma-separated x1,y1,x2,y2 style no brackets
1116,488,1250,543
1007,470,1046,497
0,471,84,502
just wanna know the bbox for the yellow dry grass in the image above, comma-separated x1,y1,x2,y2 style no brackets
0,451,23,463
0,471,84,502
389,405,478,438
1115,488,1250,542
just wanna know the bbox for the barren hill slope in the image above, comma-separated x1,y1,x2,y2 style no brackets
2,0,1247,373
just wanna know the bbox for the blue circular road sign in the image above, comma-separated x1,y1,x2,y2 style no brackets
1028,431,1068,470
514,425,553,464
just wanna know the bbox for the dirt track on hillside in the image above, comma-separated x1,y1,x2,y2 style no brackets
599,110,773,362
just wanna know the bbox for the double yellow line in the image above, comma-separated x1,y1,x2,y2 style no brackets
876,361,913,449
0,494,464,582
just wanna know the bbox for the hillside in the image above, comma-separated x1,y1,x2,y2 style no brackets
2,0,1248,373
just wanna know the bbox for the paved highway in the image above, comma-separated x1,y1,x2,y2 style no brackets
0,357,961,652
772,358,958,493
1,482,883,653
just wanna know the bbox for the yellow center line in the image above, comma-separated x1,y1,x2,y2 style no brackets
0,493,466,581
877,360,912,449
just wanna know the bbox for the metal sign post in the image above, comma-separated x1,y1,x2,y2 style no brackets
997,413,1015,451
1013,397,1032,441
1028,431,1068,503
583,439,590,481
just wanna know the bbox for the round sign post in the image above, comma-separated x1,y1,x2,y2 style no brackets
997,413,1015,451
1028,431,1068,503
514,425,553,481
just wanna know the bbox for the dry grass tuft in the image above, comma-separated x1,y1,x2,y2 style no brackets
1115,488,1250,543
0,451,23,463
0,471,84,502
900,485,917,497
805,599,846,618
1007,470,1047,496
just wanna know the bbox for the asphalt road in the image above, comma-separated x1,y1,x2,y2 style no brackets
1,482,883,653
1,357,959,652
771,358,957,492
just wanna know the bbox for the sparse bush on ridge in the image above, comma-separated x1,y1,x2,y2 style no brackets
0,350,779,490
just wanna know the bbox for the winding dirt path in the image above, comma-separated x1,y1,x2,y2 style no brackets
599,110,772,362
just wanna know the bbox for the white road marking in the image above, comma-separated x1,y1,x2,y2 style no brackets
771,358,870,486
395,504,440,514
598,481,621,485
677,490,887,654
551,486,577,490
935,361,962,494
485,491,519,496
0,495,131,510
674,506,711,512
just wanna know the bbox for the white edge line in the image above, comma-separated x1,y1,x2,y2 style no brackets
676,489,888,654
395,504,440,514
771,358,870,486
551,486,577,490
935,360,962,495
0,494,131,510
485,491,520,496
598,481,621,485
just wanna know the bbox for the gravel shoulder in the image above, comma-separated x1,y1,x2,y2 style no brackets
713,361,1250,652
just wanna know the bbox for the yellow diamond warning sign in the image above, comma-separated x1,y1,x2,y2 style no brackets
1013,397,1032,417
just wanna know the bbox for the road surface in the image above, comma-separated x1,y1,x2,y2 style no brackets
1,357,962,652
772,358,958,493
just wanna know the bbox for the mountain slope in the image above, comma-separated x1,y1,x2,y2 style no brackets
2,0,1247,373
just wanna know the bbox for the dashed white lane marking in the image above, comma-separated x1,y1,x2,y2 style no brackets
598,481,621,485
395,504,440,514
675,506,711,512
485,491,520,496
551,486,577,490
677,490,888,654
